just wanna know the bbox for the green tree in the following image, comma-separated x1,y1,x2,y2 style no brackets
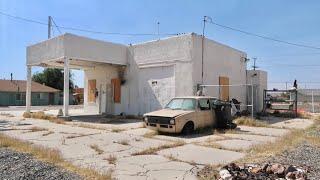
32,68,74,91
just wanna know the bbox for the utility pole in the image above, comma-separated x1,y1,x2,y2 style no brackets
201,16,206,84
48,16,52,39
252,57,258,70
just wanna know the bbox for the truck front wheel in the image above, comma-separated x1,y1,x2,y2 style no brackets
182,121,194,135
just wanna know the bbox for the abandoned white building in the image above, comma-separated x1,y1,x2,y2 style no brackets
26,33,267,116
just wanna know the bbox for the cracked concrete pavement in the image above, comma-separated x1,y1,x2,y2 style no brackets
0,110,314,180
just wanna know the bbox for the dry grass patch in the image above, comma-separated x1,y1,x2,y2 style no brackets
23,111,66,124
234,117,269,127
66,133,98,139
238,128,316,163
132,140,186,156
42,131,54,136
104,155,117,165
27,126,48,133
90,144,104,155
76,123,106,130
143,131,158,138
0,133,111,179
111,128,125,133
118,139,129,146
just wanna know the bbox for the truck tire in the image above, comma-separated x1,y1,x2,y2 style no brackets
182,121,194,135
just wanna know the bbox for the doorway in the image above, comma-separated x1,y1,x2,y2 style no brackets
219,76,229,101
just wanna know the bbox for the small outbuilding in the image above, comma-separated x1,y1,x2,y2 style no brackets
26,33,267,116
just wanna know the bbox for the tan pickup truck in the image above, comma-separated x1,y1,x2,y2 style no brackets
144,96,226,134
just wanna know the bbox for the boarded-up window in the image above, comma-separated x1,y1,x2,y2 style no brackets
219,76,229,101
88,79,96,102
111,78,121,103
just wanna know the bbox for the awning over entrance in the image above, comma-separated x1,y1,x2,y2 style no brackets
27,33,128,67
25,33,128,116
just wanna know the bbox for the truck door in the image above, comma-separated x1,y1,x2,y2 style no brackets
197,98,214,128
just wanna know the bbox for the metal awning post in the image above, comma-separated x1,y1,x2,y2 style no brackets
63,57,69,116
26,65,32,113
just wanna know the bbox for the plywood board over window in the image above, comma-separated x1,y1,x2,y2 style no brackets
219,76,229,101
88,79,96,102
111,78,121,103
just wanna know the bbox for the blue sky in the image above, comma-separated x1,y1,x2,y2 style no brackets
1,0,320,89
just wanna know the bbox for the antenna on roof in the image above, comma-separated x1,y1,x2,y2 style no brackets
157,21,160,40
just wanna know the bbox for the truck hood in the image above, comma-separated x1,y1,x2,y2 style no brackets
144,109,193,118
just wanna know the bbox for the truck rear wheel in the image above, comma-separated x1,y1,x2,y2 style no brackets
182,121,194,135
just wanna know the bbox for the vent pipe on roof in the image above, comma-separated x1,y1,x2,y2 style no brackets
10,73,13,82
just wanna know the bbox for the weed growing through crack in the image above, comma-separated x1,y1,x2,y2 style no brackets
42,131,54,136
143,131,158,138
90,144,104,155
111,128,124,133
27,126,48,133
0,134,112,179
104,155,117,165
132,140,185,156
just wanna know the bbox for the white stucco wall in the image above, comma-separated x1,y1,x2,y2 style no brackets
191,34,248,107
128,35,194,114
27,35,65,65
247,70,268,113
27,33,127,66
84,65,119,114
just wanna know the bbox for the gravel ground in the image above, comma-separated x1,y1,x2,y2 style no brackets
0,148,82,180
267,142,320,180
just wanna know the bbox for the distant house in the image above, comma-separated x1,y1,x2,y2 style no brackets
0,80,60,106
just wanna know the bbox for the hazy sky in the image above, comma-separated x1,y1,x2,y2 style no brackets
1,0,320,89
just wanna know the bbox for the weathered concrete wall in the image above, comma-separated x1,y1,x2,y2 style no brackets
27,35,65,65
132,35,192,66
247,70,268,113
191,34,248,108
27,33,128,66
64,34,128,65
127,35,194,114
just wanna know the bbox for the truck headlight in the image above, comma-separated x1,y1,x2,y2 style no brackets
144,117,148,123
169,119,175,125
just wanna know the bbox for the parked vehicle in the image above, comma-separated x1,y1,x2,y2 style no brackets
143,96,235,134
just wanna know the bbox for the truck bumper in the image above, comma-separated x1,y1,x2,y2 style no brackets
145,123,177,133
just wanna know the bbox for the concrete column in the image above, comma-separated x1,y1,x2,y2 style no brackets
63,57,70,116
26,65,32,113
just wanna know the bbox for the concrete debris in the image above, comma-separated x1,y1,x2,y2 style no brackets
218,163,308,180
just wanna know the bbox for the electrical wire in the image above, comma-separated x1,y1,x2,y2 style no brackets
50,17,62,34
207,21,320,51
0,11,179,36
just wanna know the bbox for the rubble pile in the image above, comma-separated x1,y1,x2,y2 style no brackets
219,163,308,180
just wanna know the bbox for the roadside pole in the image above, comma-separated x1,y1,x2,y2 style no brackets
312,90,315,113
251,78,254,119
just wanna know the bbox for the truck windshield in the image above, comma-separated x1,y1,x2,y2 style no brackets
165,98,196,110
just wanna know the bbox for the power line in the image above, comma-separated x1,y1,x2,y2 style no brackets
0,11,179,36
50,16,62,34
207,21,320,51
